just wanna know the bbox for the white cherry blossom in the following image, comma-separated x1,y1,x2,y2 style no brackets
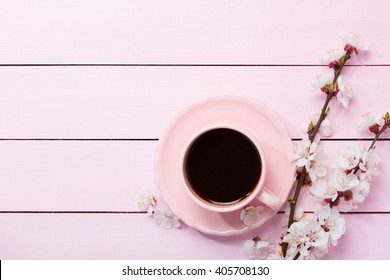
351,179,370,204
240,205,263,226
336,197,358,212
300,222,329,257
310,179,338,201
357,112,384,132
311,70,335,92
244,237,276,260
336,75,353,108
336,144,364,170
320,48,345,64
282,220,329,257
331,169,359,192
282,221,308,255
137,188,156,216
357,113,376,131
343,32,368,52
316,118,333,138
315,204,346,246
308,149,329,182
291,139,317,168
154,208,180,229
359,149,381,180
304,112,333,142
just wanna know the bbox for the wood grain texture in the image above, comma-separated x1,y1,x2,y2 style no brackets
0,0,388,64
1,0,389,260
0,213,388,259
0,66,387,139
0,141,156,211
0,140,388,212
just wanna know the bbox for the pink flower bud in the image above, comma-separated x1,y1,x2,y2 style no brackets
369,124,380,134
344,44,358,54
329,60,341,70
343,190,354,201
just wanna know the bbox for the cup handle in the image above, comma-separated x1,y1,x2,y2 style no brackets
256,186,283,211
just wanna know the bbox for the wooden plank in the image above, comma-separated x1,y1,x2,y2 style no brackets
0,141,156,211
0,213,388,259
0,0,387,64
0,140,388,212
0,66,387,139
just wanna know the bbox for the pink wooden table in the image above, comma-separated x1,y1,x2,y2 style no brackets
1,0,389,259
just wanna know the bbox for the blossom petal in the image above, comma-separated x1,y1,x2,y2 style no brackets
240,205,263,226
343,32,368,51
296,158,308,167
245,237,276,260
154,208,180,230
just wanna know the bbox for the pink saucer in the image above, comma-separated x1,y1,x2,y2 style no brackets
155,95,295,236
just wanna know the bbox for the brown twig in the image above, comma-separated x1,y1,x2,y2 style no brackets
368,122,390,151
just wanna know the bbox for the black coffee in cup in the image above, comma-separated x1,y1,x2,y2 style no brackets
184,128,262,206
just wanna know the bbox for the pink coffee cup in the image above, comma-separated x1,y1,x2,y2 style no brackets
181,124,282,213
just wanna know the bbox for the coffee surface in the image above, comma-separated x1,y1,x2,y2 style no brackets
185,128,261,205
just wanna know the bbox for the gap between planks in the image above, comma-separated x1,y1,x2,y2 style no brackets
0,138,388,141
0,64,389,67
0,211,389,214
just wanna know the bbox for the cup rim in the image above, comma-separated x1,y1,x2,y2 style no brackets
180,123,267,213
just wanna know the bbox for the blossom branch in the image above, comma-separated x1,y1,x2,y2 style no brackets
276,33,371,259
308,95,333,142
368,121,390,151
282,54,352,257
329,119,389,209
308,53,350,142
293,252,301,260
243,33,370,260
